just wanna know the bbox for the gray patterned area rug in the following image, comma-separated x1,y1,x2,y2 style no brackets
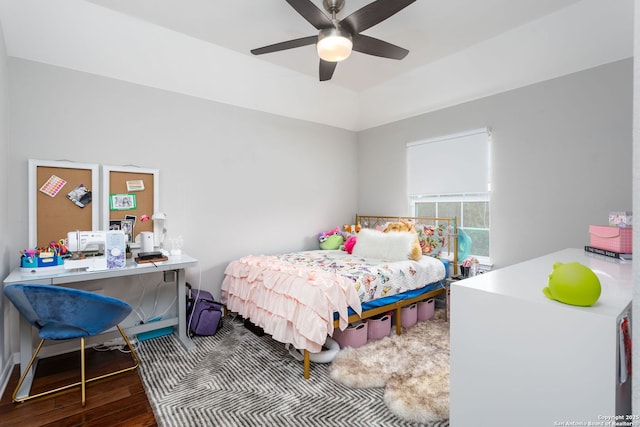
137,315,450,427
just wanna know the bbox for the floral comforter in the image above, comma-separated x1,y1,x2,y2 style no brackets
277,250,445,303
221,250,445,353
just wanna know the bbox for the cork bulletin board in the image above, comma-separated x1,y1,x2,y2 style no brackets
28,159,100,248
102,165,159,245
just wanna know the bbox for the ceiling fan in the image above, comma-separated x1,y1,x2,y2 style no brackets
251,0,416,81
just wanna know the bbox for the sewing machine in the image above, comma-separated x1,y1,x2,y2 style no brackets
64,230,126,271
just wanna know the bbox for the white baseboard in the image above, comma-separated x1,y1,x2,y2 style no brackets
0,353,18,401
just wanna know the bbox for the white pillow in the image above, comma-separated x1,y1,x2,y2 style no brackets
352,228,414,261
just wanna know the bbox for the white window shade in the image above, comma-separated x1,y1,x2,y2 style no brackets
407,128,490,195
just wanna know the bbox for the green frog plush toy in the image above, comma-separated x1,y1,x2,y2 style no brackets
318,227,347,250
542,261,601,307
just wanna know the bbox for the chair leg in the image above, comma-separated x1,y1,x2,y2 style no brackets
12,325,139,405
12,337,91,404
12,338,45,403
85,325,140,385
118,325,141,366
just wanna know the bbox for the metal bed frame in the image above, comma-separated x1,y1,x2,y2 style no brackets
300,214,459,379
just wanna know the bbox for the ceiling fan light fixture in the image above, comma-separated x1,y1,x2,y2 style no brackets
317,27,352,62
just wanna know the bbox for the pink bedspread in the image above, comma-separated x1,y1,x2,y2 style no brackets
222,255,362,353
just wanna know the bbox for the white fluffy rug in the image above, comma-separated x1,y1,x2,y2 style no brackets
328,311,449,423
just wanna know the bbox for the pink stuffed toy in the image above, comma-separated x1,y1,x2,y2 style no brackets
344,235,357,254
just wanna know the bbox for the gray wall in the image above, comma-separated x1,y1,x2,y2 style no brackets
6,58,358,296
357,59,633,268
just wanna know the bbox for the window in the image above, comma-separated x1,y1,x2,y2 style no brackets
407,129,491,262
410,193,490,258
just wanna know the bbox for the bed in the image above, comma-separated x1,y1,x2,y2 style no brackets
221,214,459,379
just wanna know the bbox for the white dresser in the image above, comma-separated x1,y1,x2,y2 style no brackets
450,248,632,427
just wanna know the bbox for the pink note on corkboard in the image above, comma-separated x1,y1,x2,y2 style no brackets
39,174,67,197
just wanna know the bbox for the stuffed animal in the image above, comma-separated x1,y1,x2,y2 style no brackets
344,235,357,254
383,220,422,261
542,262,601,306
318,227,348,250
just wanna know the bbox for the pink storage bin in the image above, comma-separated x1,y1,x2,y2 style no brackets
333,321,368,348
401,303,418,329
589,225,632,253
417,298,435,321
367,313,391,340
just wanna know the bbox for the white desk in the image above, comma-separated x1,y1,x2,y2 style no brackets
450,248,632,426
3,254,198,399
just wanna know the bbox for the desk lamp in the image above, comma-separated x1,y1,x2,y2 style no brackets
152,212,167,248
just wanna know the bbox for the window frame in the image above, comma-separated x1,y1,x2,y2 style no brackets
409,192,491,266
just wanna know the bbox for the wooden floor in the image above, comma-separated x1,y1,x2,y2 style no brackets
0,347,157,427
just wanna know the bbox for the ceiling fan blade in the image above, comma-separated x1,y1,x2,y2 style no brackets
251,35,318,55
286,0,333,30
341,0,416,34
319,59,337,81
352,34,409,60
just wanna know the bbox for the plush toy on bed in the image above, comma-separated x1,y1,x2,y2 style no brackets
318,227,348,250
383,220,422,261
344,235,357,254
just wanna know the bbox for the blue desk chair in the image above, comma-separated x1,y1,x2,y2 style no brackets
4,284,140,406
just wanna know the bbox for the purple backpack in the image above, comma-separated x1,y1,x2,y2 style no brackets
186,285,223,336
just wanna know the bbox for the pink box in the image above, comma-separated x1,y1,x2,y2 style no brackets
333,321,368,348
589,225,632,253
401,303,418,329
417,298,435,321
367,313,391,340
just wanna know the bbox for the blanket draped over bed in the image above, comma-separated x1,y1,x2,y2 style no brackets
222,250,445,353
223,254,361,353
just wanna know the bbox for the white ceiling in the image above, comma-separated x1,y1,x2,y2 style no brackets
0,0,633,130
86,0,585,91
